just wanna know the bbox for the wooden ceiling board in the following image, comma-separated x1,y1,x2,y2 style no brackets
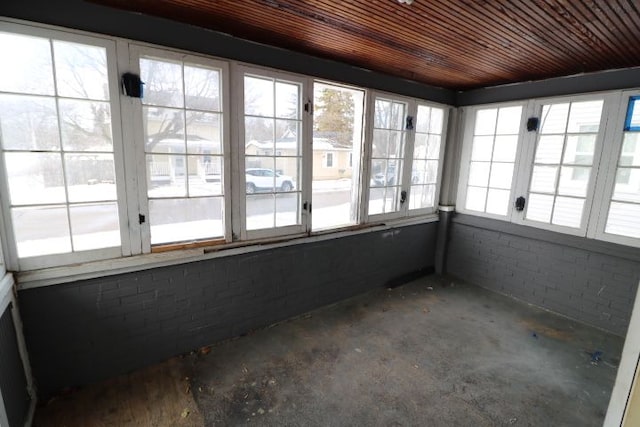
90,0,640,90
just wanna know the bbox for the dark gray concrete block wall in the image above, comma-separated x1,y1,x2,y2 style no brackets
18,223,436,398
447,215,640,337
0,304,30,427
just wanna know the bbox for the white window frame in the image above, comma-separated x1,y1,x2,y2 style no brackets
128,44,232,251
456,101,529,222
0,18,449,278
233,65,312,241
457,91,640,248
406,101,450,217
590,90,640,248
0,22,130,271
512,92,617,237
364,91,448,222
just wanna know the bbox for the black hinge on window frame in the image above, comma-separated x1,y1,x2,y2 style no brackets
139,214,146,224
304,101,313,115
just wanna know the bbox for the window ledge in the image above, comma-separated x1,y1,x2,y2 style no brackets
15,214,439,290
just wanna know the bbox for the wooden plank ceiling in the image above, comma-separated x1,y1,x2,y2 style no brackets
92,0,640,90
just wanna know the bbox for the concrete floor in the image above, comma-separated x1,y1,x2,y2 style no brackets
34,275,623,426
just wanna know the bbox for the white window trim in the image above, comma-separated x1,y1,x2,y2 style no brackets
457,90,640,248
590,90,640,248
406,101,450,217
511,92,619,237
455,101,529,222
0,22,130,272
0,18,448,274
234,64,312,241
128,44,232,249
364,91,449,222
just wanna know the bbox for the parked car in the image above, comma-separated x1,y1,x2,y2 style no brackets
373,164,421,186
245,168,295,193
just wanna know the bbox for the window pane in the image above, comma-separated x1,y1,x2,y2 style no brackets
496,106,522,134
526,193,554,223
70,203,120,251
471,136,493,161
411,160,426,185
426,135,441,159
59,99,113,151
275,120,300,156
465,187,487,212
474,109,497,135
372,130,390,157
413,133,427,158
146,154,187,198
409,184,435,210
187,156,223,196
140,58,183,107
245,159,276,193
12,206,71,257
613,168,640,203
246,194,275,230
416,105,430,133
0,32,54,95
567,100,603,133
65,153,117,202
388,131,404,158
530,166,557,193
385,187,399,212
0,95,60,150
558,166,590,197
492,135,518,162
540,103,569,134
184,65,220,111
489,163,514,189
149,197,224,244
535,135,564,163
552,197,584,228
606,202,640,238
486,189,510,216
144,107,185,154
374,99,391,128
245,117,274,153
186,112,221,154
275,193,299,227
469,162,490,187
245,76,273,117
275,158,298,192
563,135,595,165
275,82,299,119
5,152,66,205
390,103,404,130
53,41,109,100
312,83,363,230
620,133,640,166
429,108,444,134
368,187,385,215
425,160,439,184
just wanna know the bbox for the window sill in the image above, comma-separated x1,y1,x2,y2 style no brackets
15,214,439,290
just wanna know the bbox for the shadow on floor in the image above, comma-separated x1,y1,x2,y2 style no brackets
34,274,623,426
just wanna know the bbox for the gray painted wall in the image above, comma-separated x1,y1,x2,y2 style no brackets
0,304,30,427
18,223,437,398
0,0,454,105
447,214,640,337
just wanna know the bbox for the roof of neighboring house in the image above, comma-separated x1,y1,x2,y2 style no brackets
246,137,352,152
